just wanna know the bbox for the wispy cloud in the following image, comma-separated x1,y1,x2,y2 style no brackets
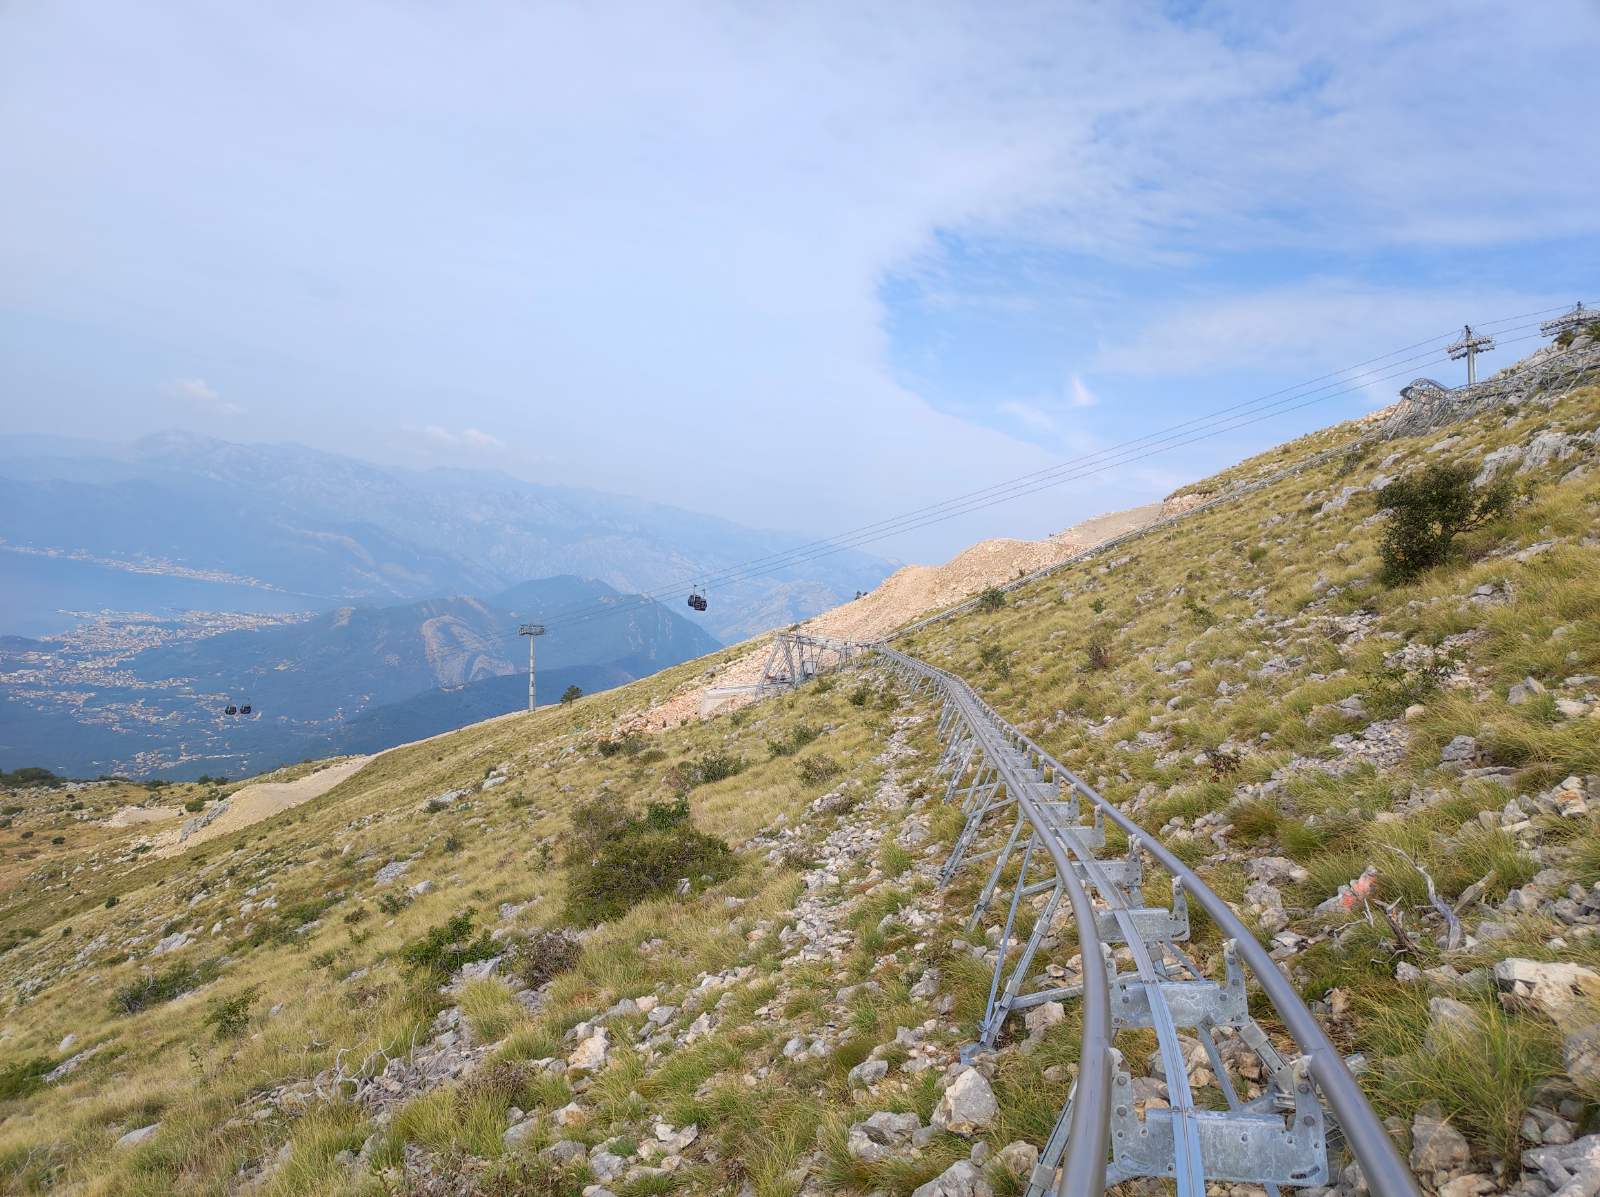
1068,376,1098,408
421,425,505,451
167,377,244,415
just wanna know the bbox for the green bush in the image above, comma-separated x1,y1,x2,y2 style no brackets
398,911,497,977
0,767,58,790
203,986,258,1039
111,958,222,1015
596,735,645,758
563,798,735,925
1376,463,1513,584
848,684,872,707
1366,660,1450,718
0,1056,58,1100
673,751,745,791
977,644,1010,679
767,724,822,758
976,586,1006,612
560,685,583,705
796,754,844,786
504,929,582,990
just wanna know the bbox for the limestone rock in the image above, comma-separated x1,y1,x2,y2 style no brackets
911,1160,994,1197
566,1027,609,1075
1425,997,1483,1053
116,1124,160,1149
996,1140,1039,1177
931,1067,998,1136
503,1118,539,1148
1023,1001,1065,1039
848,1058,889,1088
1409,1103,1470,1178
845,1111,921,1163
1494,958,1600,1025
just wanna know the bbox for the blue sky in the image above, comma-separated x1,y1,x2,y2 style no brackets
2,1,1597,561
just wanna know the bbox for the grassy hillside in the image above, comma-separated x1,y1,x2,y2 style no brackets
1,367,1597,1197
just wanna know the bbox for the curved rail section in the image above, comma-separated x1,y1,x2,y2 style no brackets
875,644,1419,1197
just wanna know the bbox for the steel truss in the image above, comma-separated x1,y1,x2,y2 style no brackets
880,645,1419,1197
757,632,859,696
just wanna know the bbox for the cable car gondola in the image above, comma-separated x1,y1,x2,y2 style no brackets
224,704,238,716
239,704,252,716
687,588,708,613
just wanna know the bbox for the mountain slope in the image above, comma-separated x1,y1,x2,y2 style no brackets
0,432,893,642
0,576,720,779
1,345,1597,1197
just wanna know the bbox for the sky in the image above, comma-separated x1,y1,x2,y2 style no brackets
2,1,1598,562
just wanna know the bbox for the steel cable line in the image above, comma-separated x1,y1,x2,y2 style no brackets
499,300,1578,631
490,308,1583,639
485,318,1571,643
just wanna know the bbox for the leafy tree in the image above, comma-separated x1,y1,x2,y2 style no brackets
560,684,583,705
976,586,1006,612
1376,463,1513,584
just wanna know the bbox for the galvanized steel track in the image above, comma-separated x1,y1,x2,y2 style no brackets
874,644,1421,1197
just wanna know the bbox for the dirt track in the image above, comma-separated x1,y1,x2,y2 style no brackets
153,756,371,857
617,499,1179,733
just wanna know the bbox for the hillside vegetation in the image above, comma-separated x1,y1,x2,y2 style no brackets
1,357,1598,1197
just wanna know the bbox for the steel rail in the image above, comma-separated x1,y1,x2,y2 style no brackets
876,644,1422,1197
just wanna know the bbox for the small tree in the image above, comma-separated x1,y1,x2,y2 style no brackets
976,586,1006,612
1376,463,1513,585
560,684,582,705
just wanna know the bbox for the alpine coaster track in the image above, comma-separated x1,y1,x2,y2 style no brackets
873,643,1421,1197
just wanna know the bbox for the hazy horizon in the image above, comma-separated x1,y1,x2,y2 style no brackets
5,2,1598,561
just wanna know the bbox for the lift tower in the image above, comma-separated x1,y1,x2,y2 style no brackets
518,624,546,712
1540,302,1599,340
1446,324,1495,385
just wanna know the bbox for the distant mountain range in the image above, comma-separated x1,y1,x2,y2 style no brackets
0,431,892,642
0,575,721,779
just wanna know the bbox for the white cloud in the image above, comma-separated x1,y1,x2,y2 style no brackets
5,3,1597,553
998,400,1057,434
1068,376,1098,408
1094,280,1556,402
421,425,505,451
167,377,244,415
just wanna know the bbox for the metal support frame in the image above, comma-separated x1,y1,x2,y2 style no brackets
883,646,1420,1197
756,632,858,696
517,623,545,712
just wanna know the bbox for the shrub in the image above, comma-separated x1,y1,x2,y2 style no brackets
469,1155,584,1197
376,891,411,916
504,929,582,990
1085,641,1112,671
797,754,844,786
1367,660,1450,718
848,684,872,707
674,751,745,791
203,986,258,1039
1089,596,1105,614
976,586,1006,612
104,895,118,908
1182,592,1217,628
560,685,582,705
1376,463,1514,584
768,724,822,758
111,958,222,1015
563,799,735,925
596,735,645,758
0,1056,57,1101
0,767,58,790
398,911,497,977
977,644,1011,679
